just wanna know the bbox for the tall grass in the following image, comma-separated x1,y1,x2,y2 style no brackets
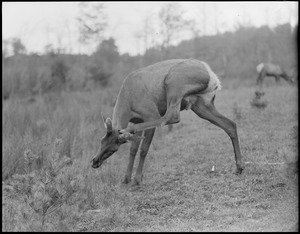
2,86,124,231
2,88,116,179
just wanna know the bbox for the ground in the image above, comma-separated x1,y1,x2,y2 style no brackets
83,84,298,232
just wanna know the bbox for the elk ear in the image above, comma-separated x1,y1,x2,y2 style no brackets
104,118,113,133
101,112,107,128
291,76,296,83
101,112,113,133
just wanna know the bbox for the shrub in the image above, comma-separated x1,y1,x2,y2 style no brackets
87,60,112,87
49,56,69,91
2,138,96,231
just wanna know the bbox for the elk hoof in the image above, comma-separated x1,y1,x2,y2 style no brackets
235,166,244,175
255,91,265,97
132,177,143,187
122,176,131,184
132,180,141,187
161,121,167,127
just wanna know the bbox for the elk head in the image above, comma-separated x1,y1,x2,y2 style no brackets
286,74,295,84
91,116,144,169
289,72,297,84
283,66,297,84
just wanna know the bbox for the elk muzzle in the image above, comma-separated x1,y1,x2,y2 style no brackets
91,146,118,169
91,150,109,168
91,156,103,168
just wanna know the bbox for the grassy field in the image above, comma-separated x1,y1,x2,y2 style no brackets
2,80,298,231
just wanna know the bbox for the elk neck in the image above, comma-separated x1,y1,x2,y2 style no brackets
111,85,131,130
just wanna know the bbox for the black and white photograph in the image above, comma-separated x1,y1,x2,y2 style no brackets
2,1,298,232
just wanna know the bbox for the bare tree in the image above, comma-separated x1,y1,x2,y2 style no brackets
135,12,156,65
65,20,73,54
56,32,64,54
134,31,142,55
265,8,270,26
213,2,220,35
77,2,108,46
158,3,192,59
140,13,156,54
201,2,207,36
189,20,201,58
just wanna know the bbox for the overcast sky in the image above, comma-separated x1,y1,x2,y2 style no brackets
2,1,298,56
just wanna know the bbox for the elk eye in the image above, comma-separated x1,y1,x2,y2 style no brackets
117,138,127,144
116,138,125,144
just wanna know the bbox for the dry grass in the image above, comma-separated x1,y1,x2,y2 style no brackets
2,81,298,231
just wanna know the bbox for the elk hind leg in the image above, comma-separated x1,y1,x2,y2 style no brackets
256,69,266,94
161,83,185,126
162,100,182,126
191,96,244,174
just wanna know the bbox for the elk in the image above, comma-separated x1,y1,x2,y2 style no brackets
256,63,295,94
91,59,244,186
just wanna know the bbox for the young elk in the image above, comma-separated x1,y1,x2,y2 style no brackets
91,59,244,186
256,63,295,94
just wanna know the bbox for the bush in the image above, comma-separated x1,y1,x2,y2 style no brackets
86,60,112,87
2,138,96,231
50,57,69,89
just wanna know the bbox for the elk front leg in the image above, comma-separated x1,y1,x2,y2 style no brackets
123,131,143,184
133,128,155,186
256,70,266,94
191,96,244,174
160,86,185,126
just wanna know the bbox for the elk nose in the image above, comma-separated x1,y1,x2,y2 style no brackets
91,158,101,168
91,158,97,167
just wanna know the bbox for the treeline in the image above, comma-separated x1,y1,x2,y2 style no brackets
2,23,297,100
143,23,297,78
